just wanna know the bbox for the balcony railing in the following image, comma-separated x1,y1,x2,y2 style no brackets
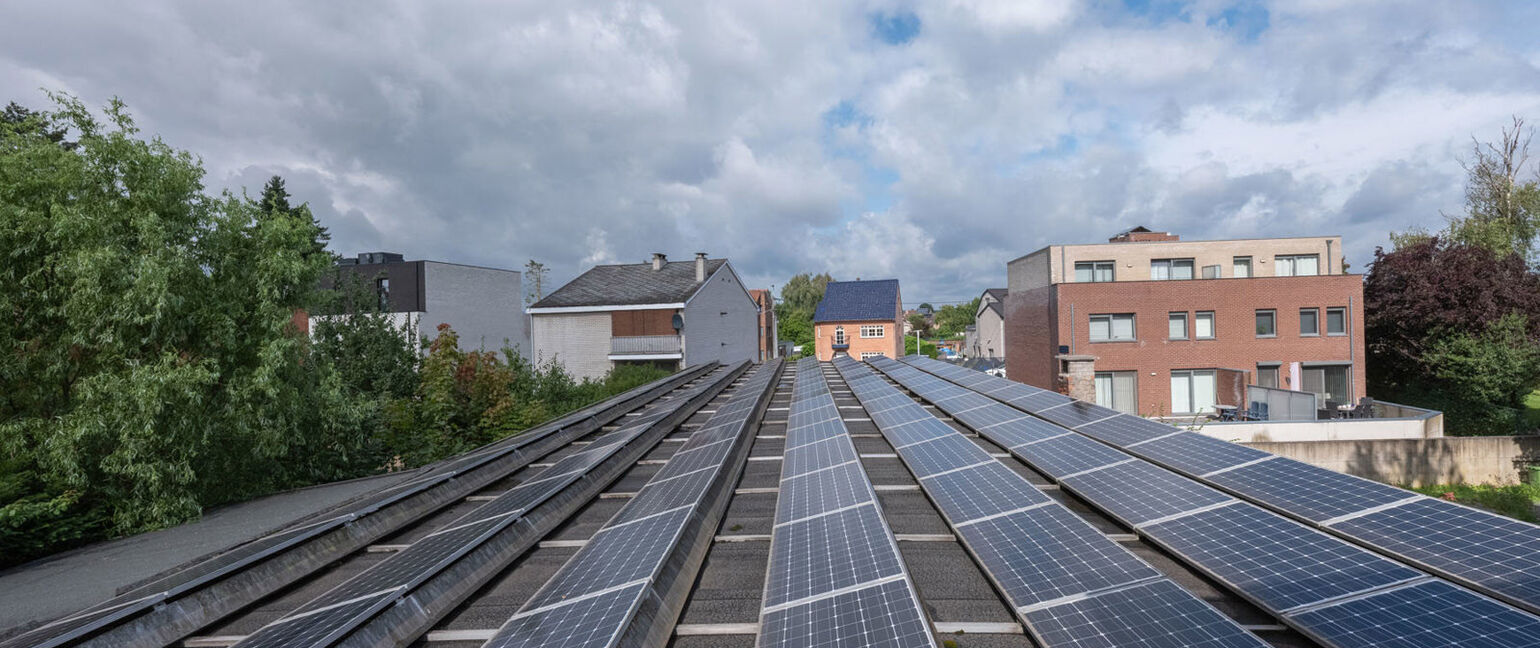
610,334,682,356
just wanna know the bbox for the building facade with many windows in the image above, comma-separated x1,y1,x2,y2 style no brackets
1004,228,1364,417
812,279,904,361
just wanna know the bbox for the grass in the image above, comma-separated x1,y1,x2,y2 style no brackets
1525,389,1540,427
1407,482,1540,523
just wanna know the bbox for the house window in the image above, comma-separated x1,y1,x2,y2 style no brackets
1255,310,1276,337
860,325,885,338
834,326,846,345
1201,264,1221,279
1094,371,1138,414
1302,364,1351,405
376,277,390,311
1074,260,1115,283
1275,254,1320,276
1171,370,1217,414
860,351,886,360
1089,314,1136,342
1300,308,1320,336
1326,307,1347,336
1194,311,1215,339
1168,312,1188,340
1151,258,1195,280
1233,256,1252,278
1256,364,1279,388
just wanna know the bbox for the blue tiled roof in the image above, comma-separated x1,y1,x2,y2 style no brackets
813,279,900,323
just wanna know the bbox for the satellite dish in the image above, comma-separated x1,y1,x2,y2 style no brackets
672,314,684,331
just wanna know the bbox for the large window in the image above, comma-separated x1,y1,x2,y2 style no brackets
377,277,391,310
1255,310,1276,337
1171,369,1217,414
1201,264,1221,279
1151,258,1195,280
1095,371,1138,414
1256,364,1279,388
1302,364,1351,405
1326,307,1347,336
860,351,886,360
1233,256,1252,278
1300,308,1320,336
1074,260,1115,283
1089,314,1136,342
1168,312,1188,340
860,325,885,338
1195,311,1215,339
1275,254,1320,276
834,326,846,345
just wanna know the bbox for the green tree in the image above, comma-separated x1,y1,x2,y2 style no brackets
0,95,364,566
906,312,933,337
933,298,981,338
1395,116,1540,260
256,174,330,261
775,272,832,358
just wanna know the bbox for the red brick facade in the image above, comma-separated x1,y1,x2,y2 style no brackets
749,289,776,362
1006,274,1366,416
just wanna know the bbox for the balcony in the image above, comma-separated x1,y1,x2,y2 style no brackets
609,334,683,359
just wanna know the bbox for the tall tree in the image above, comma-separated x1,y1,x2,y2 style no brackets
1394,116,1540,260
780,272,833,312
256,174,330,260
524,259,549,306
2,101,72,148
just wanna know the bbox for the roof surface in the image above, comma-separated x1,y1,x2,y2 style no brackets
983,287,1007,302
531,258,727,308
813,279,900,323
983,300,1004,319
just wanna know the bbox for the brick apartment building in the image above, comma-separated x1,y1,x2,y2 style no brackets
813,279,903,361
748,288,779,362
1005,227,1365,417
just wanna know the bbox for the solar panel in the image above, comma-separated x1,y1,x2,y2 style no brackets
1329,497,1540,612
523,507,690,608
1008,433,1131,478
973,414,1067,448
484,582,647,648
1141,502,1424,612
1206,456,1416,524
1286,579,1540,648
923,460,1052,522
778,460,875,522
783,435,861,477
896,432,990,478
1024,579,1269,648
1074,414,1177,445
1060,460,1233,528
958,505,1162,608
1121,431,1272,476
760,579,936,648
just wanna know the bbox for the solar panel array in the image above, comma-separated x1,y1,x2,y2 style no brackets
834,357,1269,648
5,365,718,648
482,361,782,648
757,358,936,648
230,366,733,648
900,356,1540,616
888,355,1540,648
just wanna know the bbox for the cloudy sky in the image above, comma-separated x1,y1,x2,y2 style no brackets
4,1,1539,305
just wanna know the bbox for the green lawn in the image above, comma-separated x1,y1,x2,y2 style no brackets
1525,389,1540,427
1407,482,1540,523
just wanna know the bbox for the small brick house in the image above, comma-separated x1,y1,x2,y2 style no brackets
812,279,903,361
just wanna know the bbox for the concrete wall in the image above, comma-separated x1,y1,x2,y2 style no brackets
1195,412,1443,443
1247,436,1540,487
682,265,758,368
422,262,525,356
976,306,1005,359
531,312,612,380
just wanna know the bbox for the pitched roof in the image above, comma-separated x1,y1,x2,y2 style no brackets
531,258,728,308
983,287,1007,302
983,300,1004,319
813,279,900,323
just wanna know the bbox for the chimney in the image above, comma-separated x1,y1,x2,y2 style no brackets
651,253,667,271
694,252,708,282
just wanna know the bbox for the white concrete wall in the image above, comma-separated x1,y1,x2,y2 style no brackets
421,262,526,356
1190,414,1443,443
682,266,758,368
530,312,612,380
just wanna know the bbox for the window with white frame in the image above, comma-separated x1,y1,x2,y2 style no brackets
834,326,846,345
860,351,886,360
1275,254,1320,276
1171,369,1217,414
1195,311,1215,339
1089,314,1136,342
1151,258,1195,280
1168,312,1188,340
860,325,885,338
1233,256,1252,278
1074,260,1115,283
1094,371,1138,414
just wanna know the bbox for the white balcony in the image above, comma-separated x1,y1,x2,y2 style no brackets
609,334,683,359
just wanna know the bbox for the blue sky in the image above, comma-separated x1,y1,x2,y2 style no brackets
3,0,1539,305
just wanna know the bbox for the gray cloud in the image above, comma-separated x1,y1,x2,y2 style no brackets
3,0,1538,305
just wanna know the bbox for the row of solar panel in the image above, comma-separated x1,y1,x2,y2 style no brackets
230,367,733,648
6,365,719,648
900,356,1540,614
481,361,782,648
758,358,936,648
883,356,1540,648
834,357,1269,648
